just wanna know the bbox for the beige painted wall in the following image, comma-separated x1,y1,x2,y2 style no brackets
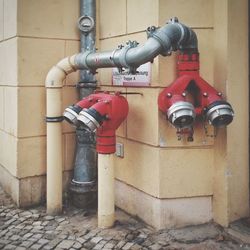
0,0,80,206
0,0,248,227
98,0,215,199
98,0,249,227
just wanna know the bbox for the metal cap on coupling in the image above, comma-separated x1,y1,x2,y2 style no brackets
206,101,234,127
63,107,79,126
77,109,101,132
167,101,196,128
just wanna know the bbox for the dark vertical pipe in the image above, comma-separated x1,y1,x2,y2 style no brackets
69,0,97,208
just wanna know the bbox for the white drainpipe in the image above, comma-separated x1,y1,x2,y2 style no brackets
45,55,78,214
98,154,115,228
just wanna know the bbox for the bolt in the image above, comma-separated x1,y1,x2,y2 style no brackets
182,92,187,97
203,92,208,97
217,92,222,96
167,93,172,98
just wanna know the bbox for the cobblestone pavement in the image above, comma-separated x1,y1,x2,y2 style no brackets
1,186,250,250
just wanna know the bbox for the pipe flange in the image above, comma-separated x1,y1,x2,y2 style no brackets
63,107,79,125
77,109,101,132
206,102,234,127
118,46,132,67
118,41,139,68
78,15,95,33
167,101,196,128
75,51,94,70
151,29,172,55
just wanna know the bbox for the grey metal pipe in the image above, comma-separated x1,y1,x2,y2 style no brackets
69,0,97,209
75,18,198,74
79,0,96,86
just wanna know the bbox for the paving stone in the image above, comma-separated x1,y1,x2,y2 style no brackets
30,243,43,250
116,240,126,249
60,220,70,225
24,225,33,230
57,239,75,249
76,237,87,244
104,242,115,249
41,221,49,226
59,234,69,239
68,235,76,240
130,244,143,250
83,241,96,249
0,239,10,245
5,218,16,225
38,238,49,245
169,223,221,244
73,241,82,249
20,211,32,217
9,235,20,241
31,229,44,234
44,232,57,240
149,243,162,250
23,232,33,239
43,245,55,250
3,244,16,249
15,224,25,229
123,242,135,250
32,214,40,220
20,240,34,248
28,237,39,243
47,238,62,248
90,236,103,244
43,215,54,221
33,233,43,239
93,240,107,250
33,221,42,226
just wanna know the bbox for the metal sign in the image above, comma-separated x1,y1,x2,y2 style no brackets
112,62,151,86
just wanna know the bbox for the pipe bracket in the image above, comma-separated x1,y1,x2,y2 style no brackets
46,116,64,123
75,51,93,70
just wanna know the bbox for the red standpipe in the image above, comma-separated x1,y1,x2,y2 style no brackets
77,92,129,154
158,51,233,123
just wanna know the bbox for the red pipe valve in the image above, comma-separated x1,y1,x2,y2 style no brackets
158,52,234,140
64,92,128,154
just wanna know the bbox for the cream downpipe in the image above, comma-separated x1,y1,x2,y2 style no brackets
45,55,78,214
98,154,115,228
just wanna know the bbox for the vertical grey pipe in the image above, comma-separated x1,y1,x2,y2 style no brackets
69,0,97,208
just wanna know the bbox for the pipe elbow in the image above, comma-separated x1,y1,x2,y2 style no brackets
179,28,198,51
45,54,79,88
150,18,198,55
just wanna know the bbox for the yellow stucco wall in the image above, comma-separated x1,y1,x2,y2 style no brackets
98,0,215,198
0,0,80,206
0,0,248,227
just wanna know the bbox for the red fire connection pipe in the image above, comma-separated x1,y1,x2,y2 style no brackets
158,51,234,135
69,92,129,154
64,91,128,228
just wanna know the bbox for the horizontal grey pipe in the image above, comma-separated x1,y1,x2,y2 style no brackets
75,18,198,73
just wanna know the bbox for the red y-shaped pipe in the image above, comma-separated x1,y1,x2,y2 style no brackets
158,51,234,129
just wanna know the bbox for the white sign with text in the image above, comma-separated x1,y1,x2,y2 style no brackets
112,62,151,86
